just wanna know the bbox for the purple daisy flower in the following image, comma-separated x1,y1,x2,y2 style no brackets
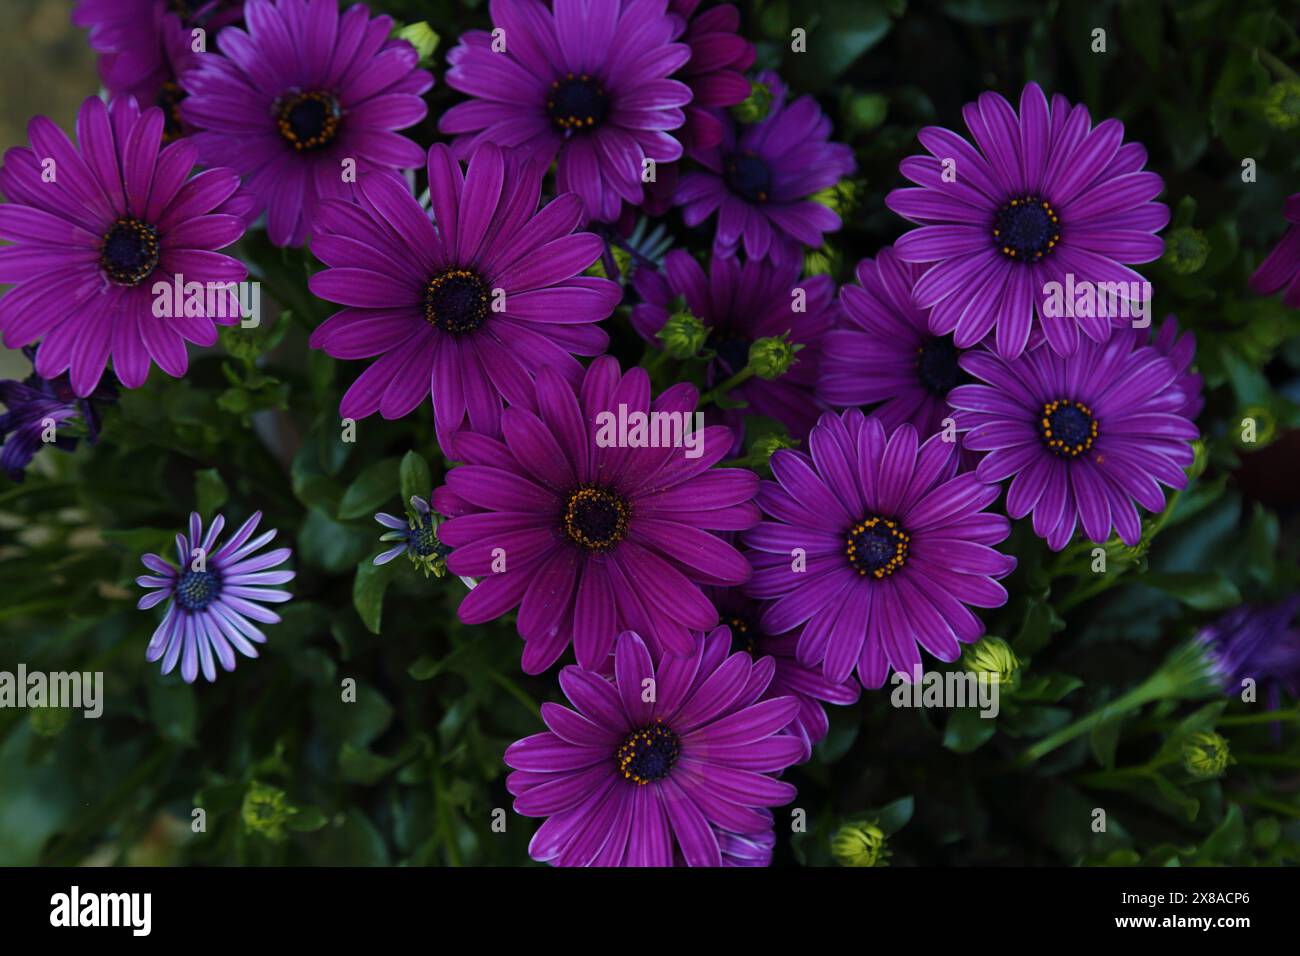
438,0,691,224
503,628,802,867
179,0,433,246
948,332,1198,551
136,511,294,683
0,95,251,396
433,356,759,674
712,588,860,760
668,0,755,153
1198,597,1300,709
819,245,969,441
1151,315,1203,421
886,82,1168,359
743,409,1016,688
1250,193,1300,308
631,249,835,444
307,143,618,453
74,1,244,108
674,70,856,263
716,821,776,867
0,347,117,482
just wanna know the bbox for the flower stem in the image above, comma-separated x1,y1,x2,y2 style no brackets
698,367,754,407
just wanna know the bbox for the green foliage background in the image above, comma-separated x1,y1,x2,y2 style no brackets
3,0,1300,866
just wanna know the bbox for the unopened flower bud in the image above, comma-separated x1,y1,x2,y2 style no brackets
831,820,889,867
731,81,773,124
748,335,800,380
1182,730,1231,779
657,311,710,359
1263,80,1300,130
1162,227,1209,275
961,636,1021,690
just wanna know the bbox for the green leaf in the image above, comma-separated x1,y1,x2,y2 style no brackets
943,706,997,753
338,458,402,520
287,806,329,833
399,451,432,505
352,557,401,635
148,680,197,746
875,796,914,836
339,743,401,785
1140,572,1241,610
300,508,370,573
193,468,228,517
1089,715,1122,769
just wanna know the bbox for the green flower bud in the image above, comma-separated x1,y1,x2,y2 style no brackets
1182,731,1231,779
809,178,861,218
750,433,798,468
394,22,440,65
831,820,889,867
803,243,841,277
1237,404,1277,449
1186,439,1209,481
30,706,72,738
731,81,773,124
845,92,888,132
656,311,710,359
242,781,295,841
748,335,801,380
1263,80,1300,130
961,636,1021,690
1162,227,1209,275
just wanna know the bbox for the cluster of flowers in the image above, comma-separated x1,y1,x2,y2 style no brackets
1,0,1298,866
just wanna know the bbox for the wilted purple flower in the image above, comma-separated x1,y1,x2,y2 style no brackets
1198,597,1300,709
1250,193,1300,308
504,628,801,866
0,95,250,396
180,0,432,246
136,511,294,683
631,249,834,444
886,82,1167,358
307,143,617,453
0,348,116,481
674,70,855,262
433,356,758,674
744,409,1015,688
819,245,969,441
949,332,1198,551
439,0,691,223
712,587,859,760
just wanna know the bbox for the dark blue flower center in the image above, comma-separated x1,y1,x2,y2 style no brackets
424,269,490,334
993,196,1060,261
563,486,629,552
175,569,221,611
616,721,680,785
846,515,909,578
1039,399,1098,458
100,217,160,286
156,81,186,143
724,151,772,204
707,328,751,376
726,615,761,656
547,73,608,131
915,336,963,396
276,90,342,151
406,516,449,558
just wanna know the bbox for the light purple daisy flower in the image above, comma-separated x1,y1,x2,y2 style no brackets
179,0,433,246
433,356,759,674
948,331,1199,551
1250,193,1300,308
373,493,452,577
744,409,1016,689
886,82,1168,358
716,821,776,867
136,511,294,683
712,588,860,760
438,0,691,224
631,249,835,444
674,70,856,263
819,245,969,441
307,143,618,454
1151,315,1203,421
504,628,802,867
0,95,251,396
